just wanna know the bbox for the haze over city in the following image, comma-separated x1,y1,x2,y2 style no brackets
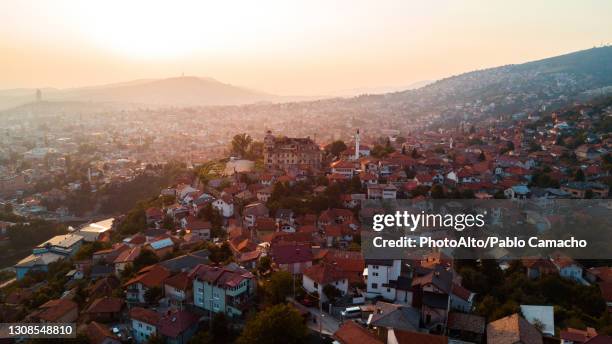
1,0,611,95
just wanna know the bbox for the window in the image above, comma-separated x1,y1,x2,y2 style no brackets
373,272,379,277
371,283,378,289
387,288,391,292
372,265,379,269
314,282,318,289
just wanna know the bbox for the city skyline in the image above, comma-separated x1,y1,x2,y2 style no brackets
1,0,611,95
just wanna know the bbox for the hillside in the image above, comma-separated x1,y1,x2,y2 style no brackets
383,46,612,116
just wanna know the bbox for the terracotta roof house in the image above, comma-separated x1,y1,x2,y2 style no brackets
28,298,78,323
334,321,383,344
560,327,598,344
163,271,193,306
129,307,160,343
270,243,313,275
124,264,172,304
388,329,448,344
88,275,121,299
487,313,543,344
303,263,350,302
447,312,485,343
190,263,256,318
86,321,121,344
157,310,200,343
84,297,124,323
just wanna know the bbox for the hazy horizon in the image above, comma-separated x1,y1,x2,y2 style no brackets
1,0,611,96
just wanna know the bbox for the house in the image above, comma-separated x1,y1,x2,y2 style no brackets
113,246,141,275
243,202,269,227
256,186,273,202
146,238,175,258
505,185,530,200
270,243,313,275
158,310,200,344
561,327,599,344
551,253,583,282
86,321,121,344
145,207,163,225
334,321,383,344
331,160,358,178
159,249,210,273
412,266,453,329
450,283,475,312
275,208,295,231
367,301,421,337
93,243,129,264
164,271,193,307
387,329,448,344
447,312,485,343
28,298,78,323
124,265,172,304
561,182,609,198
212,194,234,217
520,305,555,337
129,307,160,343
84,297,124,323
191,263,256,318
88,275,121,299
318,208,354,228
183,216,211,240
364,259,412,303
302,263,349,302
522,257,558,279
367,184,398,199
487,313,543,344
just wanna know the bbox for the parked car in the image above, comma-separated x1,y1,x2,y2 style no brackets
340,306,361,319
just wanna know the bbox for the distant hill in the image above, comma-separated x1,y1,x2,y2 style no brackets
0,76,284,110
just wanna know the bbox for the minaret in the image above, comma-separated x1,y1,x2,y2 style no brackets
354,129,360,161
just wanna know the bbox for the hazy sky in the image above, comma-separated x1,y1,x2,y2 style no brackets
1,0,611,95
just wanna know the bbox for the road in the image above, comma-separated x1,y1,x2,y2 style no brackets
306,304,340,335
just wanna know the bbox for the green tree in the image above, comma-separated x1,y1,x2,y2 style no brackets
237,304,308,344
265,271,294,305
257,256,272,275
326,140,348,157
231,133,253,158
133,249,160,271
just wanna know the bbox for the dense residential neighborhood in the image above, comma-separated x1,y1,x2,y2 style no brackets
0,48,612,343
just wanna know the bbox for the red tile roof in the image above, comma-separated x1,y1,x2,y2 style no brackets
334,321,383,344
391,329,448,344
164,271,192,291
304,263,350,285
129,307,160,325
487,313,542,344
158,310,200,338
86,321,119,344
124,264,171,288
33,299,78,322
84,297,124,314
270,243,313,265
